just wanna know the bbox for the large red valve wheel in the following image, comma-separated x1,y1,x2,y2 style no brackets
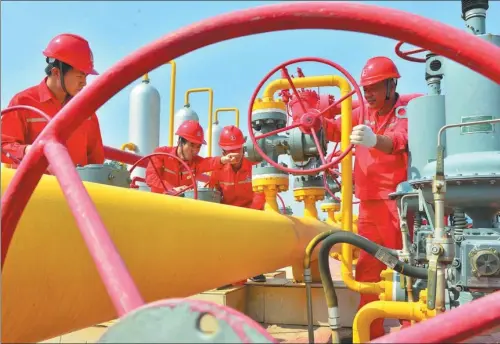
128,152,198,199
248,57,365,175
395,41,428,63
2,3,500,342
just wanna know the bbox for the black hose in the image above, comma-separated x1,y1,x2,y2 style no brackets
318,231,429,308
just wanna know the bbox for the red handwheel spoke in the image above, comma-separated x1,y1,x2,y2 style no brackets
281,67,308,114
254,122,301,140
316,89,356,118
43,140,144,315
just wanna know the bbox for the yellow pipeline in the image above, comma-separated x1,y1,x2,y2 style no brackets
352,296,436,343
1,167,340,343
215,107,240,128
184,88,214,156
142,61,177,146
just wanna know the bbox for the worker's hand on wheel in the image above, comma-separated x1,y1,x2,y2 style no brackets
221,153,241,165
349,124,377,148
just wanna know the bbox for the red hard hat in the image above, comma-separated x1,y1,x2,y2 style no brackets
219,125,246,150
359,56,400,87
43,33,98,75
176,120,206,145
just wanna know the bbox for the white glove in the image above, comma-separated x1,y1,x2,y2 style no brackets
349,124,377,148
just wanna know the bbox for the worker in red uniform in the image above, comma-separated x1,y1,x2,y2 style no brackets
145,120,240,194
324,56,413,340
210,125,267,285
1,33,105,167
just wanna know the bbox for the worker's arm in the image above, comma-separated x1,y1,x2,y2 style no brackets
350,119,407,155
145,146,169,192
249,191,266,210
323,108,361,142
196,153,242,174
196,156,223,174
86,114,105,164
377,118,408,154
1,96,29,163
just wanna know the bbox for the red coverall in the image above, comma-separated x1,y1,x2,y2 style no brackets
1,78,105,167
145,145,223,193
208,157,266,210
325,93,413,339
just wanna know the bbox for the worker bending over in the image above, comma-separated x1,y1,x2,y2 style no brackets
210,125,267,285
145,120,239,194
324,56,413,340
2,33,105,167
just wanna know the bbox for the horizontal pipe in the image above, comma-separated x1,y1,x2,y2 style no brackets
103,145,147,168
371,289,500,343
0,166,339,343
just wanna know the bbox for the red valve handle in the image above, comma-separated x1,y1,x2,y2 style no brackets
128,152,198,199
247,57,365,175
395,41,428,63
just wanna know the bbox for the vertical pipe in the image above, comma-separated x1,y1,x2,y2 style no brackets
168,61,177,146
184,88,214,156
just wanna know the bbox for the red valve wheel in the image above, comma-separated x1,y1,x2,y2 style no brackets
395,41,428,63
2,4,500,342
247,57,365,175
128,152,198,199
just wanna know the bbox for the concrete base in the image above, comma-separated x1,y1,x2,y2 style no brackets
39,268,358,343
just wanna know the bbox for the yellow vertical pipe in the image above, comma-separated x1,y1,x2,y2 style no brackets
214,108,240,128
184,88,214,156
303,198,318,219
167,61,177,146
264,189,281,213
143,61,177,147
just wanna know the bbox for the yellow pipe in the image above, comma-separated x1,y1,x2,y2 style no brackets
263,188,281,213
261,75,354,229
120,142,137,152
167,61,177,147
352,300,435,343
303,198,318,219
184,88,214,156
1,167,339,343
214,107,240,128
263,75,366,291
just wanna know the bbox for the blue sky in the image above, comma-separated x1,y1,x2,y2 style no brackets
2,1,499,218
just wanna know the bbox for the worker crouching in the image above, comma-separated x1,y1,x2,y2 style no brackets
210,125,267,287
145,120,239,194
